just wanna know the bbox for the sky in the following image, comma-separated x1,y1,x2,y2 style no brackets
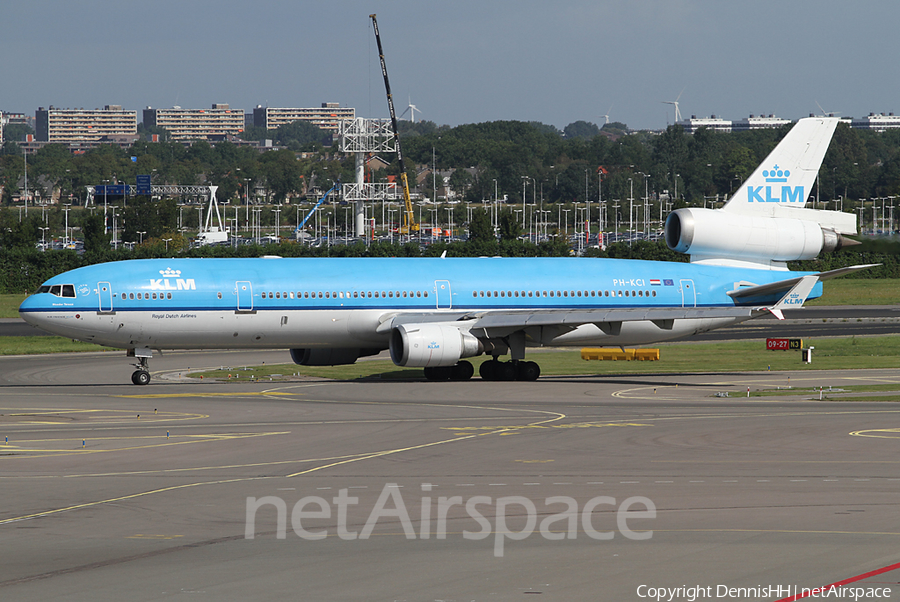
3,0,899,131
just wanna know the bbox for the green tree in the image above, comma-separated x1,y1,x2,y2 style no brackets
498,209,523,241
275,121,327,151
563,121,600,140
81,211,110,255
467,208,494,242
260,150,305,202
0,211,40,249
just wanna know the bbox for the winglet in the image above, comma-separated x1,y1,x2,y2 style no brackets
762,274,820,319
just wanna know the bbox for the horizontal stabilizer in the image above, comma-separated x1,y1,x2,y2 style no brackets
728,264,879,300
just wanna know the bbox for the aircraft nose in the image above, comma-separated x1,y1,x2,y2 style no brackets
18,295,45,327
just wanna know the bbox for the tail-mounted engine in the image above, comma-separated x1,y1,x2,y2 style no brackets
665,208,856,266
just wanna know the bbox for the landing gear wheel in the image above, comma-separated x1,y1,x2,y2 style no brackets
423,366,452,381
516,361,541,381
496,362,517,381
131,370,151,386
450,360,474,381
479,359,500,381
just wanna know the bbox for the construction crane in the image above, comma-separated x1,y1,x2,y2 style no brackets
294,182,339,235
370,13,419,234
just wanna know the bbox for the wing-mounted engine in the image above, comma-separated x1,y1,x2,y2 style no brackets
390,324,483,367
665,207,858,269
290,348,381,366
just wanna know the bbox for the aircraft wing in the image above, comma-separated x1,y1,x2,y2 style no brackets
377,265,877,335
377,306,760,337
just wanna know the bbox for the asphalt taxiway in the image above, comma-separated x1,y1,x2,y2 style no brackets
1,349,899,601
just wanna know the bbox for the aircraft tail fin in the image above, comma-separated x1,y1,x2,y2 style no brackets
723,117,839,215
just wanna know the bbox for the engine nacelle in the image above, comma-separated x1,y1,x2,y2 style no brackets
290,348,379,366
665,207,851,265
390,324,483,367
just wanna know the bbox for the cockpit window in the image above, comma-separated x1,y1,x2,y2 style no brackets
39,284,76,298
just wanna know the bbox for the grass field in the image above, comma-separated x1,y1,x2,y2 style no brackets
0,294,27,319
806,278,900,306
0,336,114,355
191,335,900,382
1,279,896,319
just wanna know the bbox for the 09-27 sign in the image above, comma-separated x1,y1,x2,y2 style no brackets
766,338,802,350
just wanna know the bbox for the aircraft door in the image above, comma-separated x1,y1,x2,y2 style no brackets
236,281,253,312
98,282,113,313
434,280,452,309
679,279,696,307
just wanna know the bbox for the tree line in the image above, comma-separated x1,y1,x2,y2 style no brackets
2,208,898,294
4,118,900,215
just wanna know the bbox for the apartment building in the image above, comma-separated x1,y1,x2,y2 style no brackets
143,104,245,141
253,103,355,134
35,105,137,143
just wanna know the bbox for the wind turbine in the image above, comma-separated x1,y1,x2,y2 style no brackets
662,88,685,123
815,100,841,118
400,96,421,123
599,104,613,126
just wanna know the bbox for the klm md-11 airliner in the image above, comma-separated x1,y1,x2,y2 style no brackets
20,117,871,385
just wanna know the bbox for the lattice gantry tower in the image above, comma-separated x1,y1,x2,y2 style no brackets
339,118,402,237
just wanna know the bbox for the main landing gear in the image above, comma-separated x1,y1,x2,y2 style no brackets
423,360,475,381
422,358,541,382
479,358,541,382
129,347,153,385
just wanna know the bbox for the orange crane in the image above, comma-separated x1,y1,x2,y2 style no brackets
370,14,419,234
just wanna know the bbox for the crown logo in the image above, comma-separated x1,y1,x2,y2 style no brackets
159,268,182,277
762,165,789,182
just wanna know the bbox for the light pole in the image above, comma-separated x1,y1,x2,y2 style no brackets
39,226,49,250
674,173,679,205
23,148,28,217
271,206,282,240
628,178,634,245
112,209,119,250
63,204,71,246
642,173,650,236
137,231,146,245
102,179,109,234
492,179,498,230
243,178,251,227
163,237,172,252
613,201,620,241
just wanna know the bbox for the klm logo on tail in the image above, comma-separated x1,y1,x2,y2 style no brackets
747,165,804,203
